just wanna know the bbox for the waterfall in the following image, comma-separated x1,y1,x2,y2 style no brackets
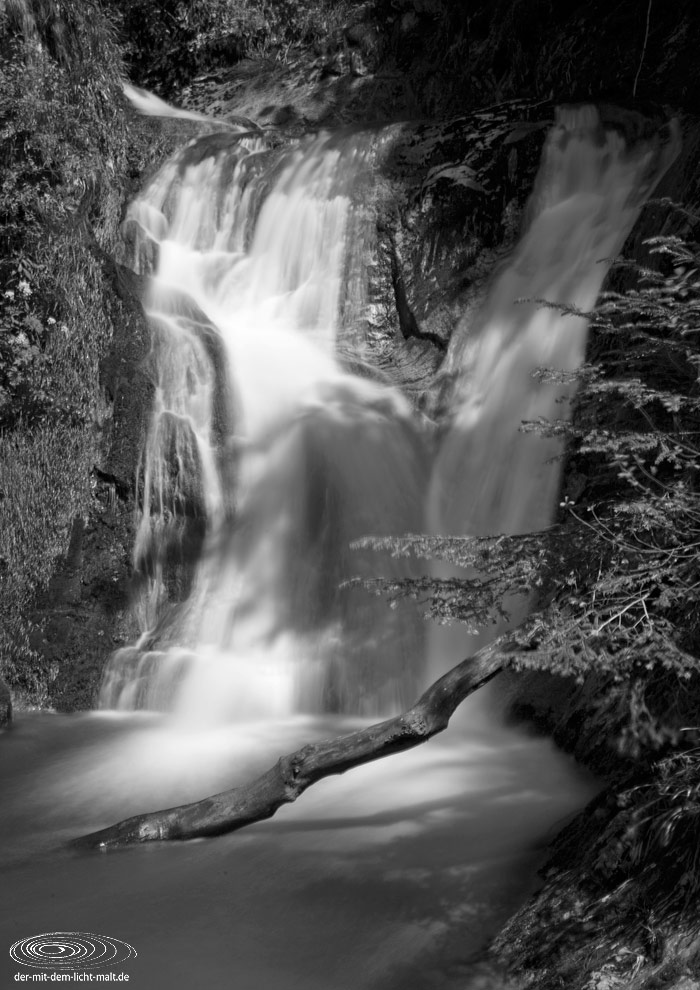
428,106,680,675
100,105,679,722
431,106,680,539
100,129,427,721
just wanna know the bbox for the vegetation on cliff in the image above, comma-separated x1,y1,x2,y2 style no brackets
0,0,170,704
110,0,700,121
108,0,354,95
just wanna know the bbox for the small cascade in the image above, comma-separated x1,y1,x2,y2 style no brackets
432,106,680,538
428,106,680,672
100,129,427,720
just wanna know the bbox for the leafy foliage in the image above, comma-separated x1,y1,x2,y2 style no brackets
109,0,353,94
595,747,700,914
350,531,551,631
0,0,129,425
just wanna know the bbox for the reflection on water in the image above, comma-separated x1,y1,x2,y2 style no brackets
0,709,595,989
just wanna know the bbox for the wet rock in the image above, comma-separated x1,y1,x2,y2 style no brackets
22,254,152,712
0,678,11,728
371,101,551,409
98,262,153,490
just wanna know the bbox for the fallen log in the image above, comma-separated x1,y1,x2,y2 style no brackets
76,636,512,850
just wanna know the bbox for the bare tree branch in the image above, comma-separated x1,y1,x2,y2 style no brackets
75,636,513,850
633,0,653,98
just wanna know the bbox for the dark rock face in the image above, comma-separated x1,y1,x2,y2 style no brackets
177,2,700,132
0,678,11,728
371,103,550,409
31,492,141,712
25,260,153,712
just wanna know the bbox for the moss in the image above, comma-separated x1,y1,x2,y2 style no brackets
0,423,92,695
0,2,179,705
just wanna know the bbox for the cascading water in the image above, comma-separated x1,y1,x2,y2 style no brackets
428,107,680,675
100,106,679,719
100,128,427,721
432,106,680,539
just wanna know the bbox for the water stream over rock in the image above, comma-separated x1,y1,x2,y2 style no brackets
101,128,427,719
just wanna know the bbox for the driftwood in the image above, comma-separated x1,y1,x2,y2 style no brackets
76,637,512,850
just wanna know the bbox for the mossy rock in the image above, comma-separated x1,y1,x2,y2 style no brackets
0,678,12,728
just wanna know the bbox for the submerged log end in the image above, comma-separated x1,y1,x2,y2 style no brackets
74,814,168,851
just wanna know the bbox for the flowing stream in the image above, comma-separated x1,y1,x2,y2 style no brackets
0,105,679,989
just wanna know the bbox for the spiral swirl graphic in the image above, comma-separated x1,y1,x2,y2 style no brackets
10,932,137,970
